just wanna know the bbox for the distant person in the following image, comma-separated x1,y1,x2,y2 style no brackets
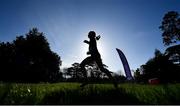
80,31,117,88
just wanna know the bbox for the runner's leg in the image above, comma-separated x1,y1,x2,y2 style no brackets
80,56,93,87
95,58,118,88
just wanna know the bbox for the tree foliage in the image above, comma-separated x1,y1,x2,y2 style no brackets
135,49,180,83
0,28,62,82
159,11,180,46
62,62,127,83
165,44,180,65
64,63,83,81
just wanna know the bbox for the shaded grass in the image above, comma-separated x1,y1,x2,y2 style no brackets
0,83,180,104
120,83,180,104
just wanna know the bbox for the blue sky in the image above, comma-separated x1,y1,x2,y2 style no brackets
0,0,180,75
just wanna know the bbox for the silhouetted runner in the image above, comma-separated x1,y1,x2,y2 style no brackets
80,31,118,88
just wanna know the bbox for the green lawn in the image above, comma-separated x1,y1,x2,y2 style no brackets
0,82,180,104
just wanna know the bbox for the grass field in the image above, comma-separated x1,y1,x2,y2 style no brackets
0,82,180,105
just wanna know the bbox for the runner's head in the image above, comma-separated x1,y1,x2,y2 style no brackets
88,31,96,38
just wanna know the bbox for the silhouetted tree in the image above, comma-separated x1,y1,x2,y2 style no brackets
165,44,180,65
62,62,114,82
71,62,83,79
62,67,73,79
139,49,178,83
135,11,180,83
0,28,62,82
159,11,180,46
63,63,83,81
0,42,16,81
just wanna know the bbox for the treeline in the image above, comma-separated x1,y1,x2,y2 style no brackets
0,28,62,83
134,11,180,84
62,62,127,83
134,48,180,83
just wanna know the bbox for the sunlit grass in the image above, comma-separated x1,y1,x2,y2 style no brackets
0,83,180,104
